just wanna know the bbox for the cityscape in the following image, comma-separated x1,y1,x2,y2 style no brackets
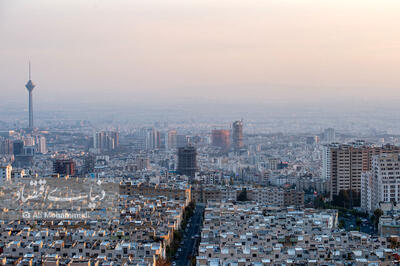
2,0,400,265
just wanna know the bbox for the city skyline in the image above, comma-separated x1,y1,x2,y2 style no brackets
3,1,400,265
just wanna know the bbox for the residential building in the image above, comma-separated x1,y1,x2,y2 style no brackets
177,146,197,178
361,153,400,212
232,120,243,152
323,142,400,205
93,131,119,152
211,130,230,151
53,158,76,176
0,164,12,183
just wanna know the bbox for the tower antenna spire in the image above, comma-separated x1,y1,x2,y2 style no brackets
29,61,31,80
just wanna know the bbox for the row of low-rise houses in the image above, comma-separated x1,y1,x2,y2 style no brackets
196,202,400,265
190,185,304,207
119,182,304,208
0,182,191,265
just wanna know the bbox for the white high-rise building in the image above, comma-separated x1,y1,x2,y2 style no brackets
146,129,161,150
322,145,332,181
167,130,177,150
37,136,47,154
93,131,119,152
361,153,400,212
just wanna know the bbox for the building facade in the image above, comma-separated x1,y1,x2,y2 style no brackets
323,142,400,205
361,153,400,212
93,131,119,152
211,129,230,151
232,120,243,152
177,146,197,178
53,159,76,176
0,164,12,183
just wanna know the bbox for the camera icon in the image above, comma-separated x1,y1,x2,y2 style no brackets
22,211,31,219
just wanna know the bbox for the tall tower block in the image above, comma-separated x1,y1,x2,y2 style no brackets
25,62,35,130
232,120,243,152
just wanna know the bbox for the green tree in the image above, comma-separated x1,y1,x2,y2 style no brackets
237,188,248,201
338,220,345,229
372,208,383,228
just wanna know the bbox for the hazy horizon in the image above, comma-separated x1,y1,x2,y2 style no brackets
1,0,400,107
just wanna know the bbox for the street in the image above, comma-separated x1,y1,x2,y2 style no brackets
173,204,205,266
339,215,376,235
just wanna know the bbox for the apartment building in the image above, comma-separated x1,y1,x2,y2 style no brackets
247,187,284,206
283,189,305,207
361,153,400,213
190,185,304,208
0,164,12,183
119,182,192,205
323,142,400,204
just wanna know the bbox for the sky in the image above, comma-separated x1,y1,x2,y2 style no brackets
1,0,400,109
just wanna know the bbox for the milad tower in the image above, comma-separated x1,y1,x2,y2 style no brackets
25,62,36,131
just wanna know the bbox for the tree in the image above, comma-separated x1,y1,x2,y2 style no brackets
374,208,383,219
347,252,354,261
334,190,350,208
372,208,383,228
338,220,345,229
314,195,326,209
156,257,171,266
237,188,248,201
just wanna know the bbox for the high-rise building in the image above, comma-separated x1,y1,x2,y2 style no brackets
13,140,24,156
23,136,35,146
211,129,230,151
167,130,177,150
25,62,35,131
306,136,319,145
323,128,336,143
0,164,12,183
36,136,47,154
232,120,243,151
323,142,400,205
176,134,188,148
268,158,280,170
93,131,119,152
53,159,76,176
361,153,400,213
83,154,95,175
160,132,166,150
0,139,13,155
12,140,34,168
147,129,161,150
177,146,197,178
